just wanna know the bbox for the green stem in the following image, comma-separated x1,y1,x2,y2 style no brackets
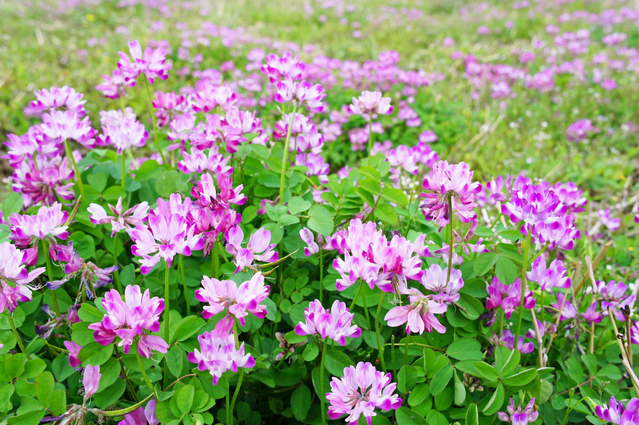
446,193,454,283
143,76,168,166
113,232,122,293
114,345,138,402
136,351,158,399
211,241,220,279
8,312,31,359
100,395,153,417
64,139,84,199
367,114,374,159
540,291,545,325
514,229,533,343
40,239,61,316
499,308,505,335
179,255,190,315
320,339,327,425
319,248,324,305
349,280,365,311
164,259,171,346
404,335,409,365
229,369,244,425
391,335,396,377
121,152,127,190
278,105,298,204
375,292,387,372
226,391,231,425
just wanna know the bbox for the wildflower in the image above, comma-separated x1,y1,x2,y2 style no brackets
299,228,330,256
273,113,324,154
96,69,132,99
295,300,361,345
490,330,534,353
224,227,278,273
566,119,597,142
64,340,82,369
117,40,172,84
550,293,577,321
385,290,447,335
88,197,149,237
188,332,255,385
274,77,326,113
526,257,571,291
327,362,402,425
88,285,168,358
191,173,246,211
11,154,77,208
595,396,628,424
597,209,621,231
419,130,438,143
96,117,148,154
9,202,69,251
195,272,270,338
82,365,101,400
166,114,197,151
28,86,86,117
178,147,232,176
420,263,464,304
421,160,482,224
582,302,603,324
498,398,539,424
486,277,535,319
595,280,636,321
41,110,97,148
261,52,305,82
0,242,45,313
347,91,393,117
295,152,329,183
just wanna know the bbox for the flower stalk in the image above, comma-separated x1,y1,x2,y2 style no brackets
279,104,298,204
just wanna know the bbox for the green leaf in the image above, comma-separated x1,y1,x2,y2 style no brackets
22,359,46,379
473,362,498,381
358,178,382,195
446,338,483,361
69,232,96,260
291,385,311,422
473,253,498,276
408,383,430,407
324,351,354,378
374,203,399,226
3,193,23,219
429,364,453,396
49,389,67,416
381,187,408,207
79,342,113,366
96,358,121,393
87,173,108,193
176,385,195,415
398,365,418,393
5,354,26,380
307,205,334,236
0,383,14,412
454,371,466,406
497,348,520,377
456,293,484,320
35,372,54,408
7,410,45,425
172,316,205,343
502,368,538,387
495,256,518,285
466,403,479,425
287,197,312,215
52,354,75,382
94,379,126,409
78,303,104,323
482,383,505,415
395,407,428,425
166,345,184,378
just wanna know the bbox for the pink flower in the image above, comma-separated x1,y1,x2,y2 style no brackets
64,340,82,369
550,293,577,321
595,396,626,424
224,227,278,273
96,69,133,99
178,147,232,176
595,280,635,321
421,160,482,224
88,197,149,237
41,110,97,148
419,130,438,143
526,257,571,291
9,202,69,249
273,113,324,154
493,330,534,353
260,52,305,82
28,86,86,117
295,300,361,346
582,302,603,324
188,332,255,386
597,208,621,231
88,285,168,357
191,173,246,210
327,362,402,425
486,277,535,319
195,272,270,338
498,398,539,424
11,153,78,208
385,290,447,334
96,117,148,154
274,77,326,113
347,91,393,117
420,263,464,304
0,242,45,313
117,40,172,84
299,227,329,256
566,119,597,142
82,365,101,400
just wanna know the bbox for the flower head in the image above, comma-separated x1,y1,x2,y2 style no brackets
295,300,361,346
188,331,255,386
118,40,172,84
347,91,394,117
88,197,149,237
0,242,45,313
498,398,539,424
82,365,101,400
224,227,278,273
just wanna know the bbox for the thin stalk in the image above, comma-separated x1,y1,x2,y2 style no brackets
229,369,244,425
514,229,532,343
143,76,168,166
375,292,387,372
179,255,190,315
113,232,122,293
319,248,324,305
530,308,544,367
8,313,31,359
367,114,374,158
121,153,126,189
163,260,171,345
136,351,158,399
278,105,298,204
349,280,365,311
319,339,327,425
114,345,138,402
608,307,639,394
64,139,84,199
391,335,396,378
499,308,505,335
404,336,409,365
446,193,454,283
627,314,634,368
589,322,595,355
211,241,220,279
41,239,61,316
226,391,231,425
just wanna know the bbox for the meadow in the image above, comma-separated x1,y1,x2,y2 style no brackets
0,0,638,424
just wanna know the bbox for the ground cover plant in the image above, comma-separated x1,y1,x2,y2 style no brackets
1,0,639,424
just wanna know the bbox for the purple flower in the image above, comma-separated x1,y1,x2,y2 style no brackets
526,256,571,291
550,293,577,321
195,272,270,338
82,365,101,400
419,130,438,143
347,91,393,117
597,208,621,231
420,263,464,304
28,86,86,117
88,197,149,237
96,117,148,154
64,340,82,369
9,202,69,250
0,242,45,313
188,332,255,386
421,160,482,224
178,147,232,176
295,300,361,346
191,173,246,210
88,285,168,358
224,227,278,273
96,69,133,99
11,154,77,208
566,119,597,142
595,396,627,424
41,110,97,148
595,280,636,321
582,302,603,324
498,398,539,424
486,277,535,319
385,292,447,335
327,362,402,425
274,77,326,113
117,40,172,84
274,113,324,154
260,52,305,82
